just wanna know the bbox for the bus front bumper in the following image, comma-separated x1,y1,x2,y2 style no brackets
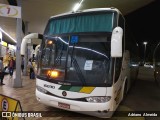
36,89,114,118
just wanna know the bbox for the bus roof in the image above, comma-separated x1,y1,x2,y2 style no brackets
50,7,123,19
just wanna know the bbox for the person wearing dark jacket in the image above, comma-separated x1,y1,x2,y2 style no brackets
21,57,24,73
0,57,5,85
28,58,34,79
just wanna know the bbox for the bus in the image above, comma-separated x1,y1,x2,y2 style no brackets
153,42,160,86
21,8,138,118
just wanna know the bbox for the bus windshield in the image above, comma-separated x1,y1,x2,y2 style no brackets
39,34,112,86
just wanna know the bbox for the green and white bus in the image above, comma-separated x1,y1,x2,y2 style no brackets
21,8,138,118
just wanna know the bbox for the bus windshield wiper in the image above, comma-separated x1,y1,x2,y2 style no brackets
55,52,63,65
72,57,86,85
68,44,86,85
54,44,64,66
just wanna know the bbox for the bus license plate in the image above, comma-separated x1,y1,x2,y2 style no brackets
58,102,70,109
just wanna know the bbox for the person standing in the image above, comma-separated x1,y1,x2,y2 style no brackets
21,57,24,73
8,57,14,77
28,58,34,79
0,57,5,85
3,53,10,69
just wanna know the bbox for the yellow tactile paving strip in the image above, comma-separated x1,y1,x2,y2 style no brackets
0,72,145,120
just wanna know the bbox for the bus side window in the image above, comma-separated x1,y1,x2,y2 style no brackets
114,58,122,83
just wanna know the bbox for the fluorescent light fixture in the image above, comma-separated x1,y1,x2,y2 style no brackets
0,27,17,43
73,3,81,12
0,31,2,39
73,0,84,12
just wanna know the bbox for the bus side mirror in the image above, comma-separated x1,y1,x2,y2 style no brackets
111,27,123,57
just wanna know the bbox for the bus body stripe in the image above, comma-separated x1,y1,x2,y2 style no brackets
79,87,95,94
59,86,95,94
59,85,72,90
69,86,82,92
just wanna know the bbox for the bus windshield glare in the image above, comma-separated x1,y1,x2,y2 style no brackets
39,34,112,86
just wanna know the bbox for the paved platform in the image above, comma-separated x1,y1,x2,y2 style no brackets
0,68,159,120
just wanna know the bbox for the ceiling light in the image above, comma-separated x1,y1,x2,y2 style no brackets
73,0,84,12
0,31,2,40
0,27,17,43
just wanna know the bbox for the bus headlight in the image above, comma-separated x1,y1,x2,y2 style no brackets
86,96,111,103
37,86,47,94
47,70,59,78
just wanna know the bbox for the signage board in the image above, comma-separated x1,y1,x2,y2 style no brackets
0,3,21,18
0,94,22,120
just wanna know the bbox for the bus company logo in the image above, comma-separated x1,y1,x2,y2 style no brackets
44,84,55,89
62,91,67,97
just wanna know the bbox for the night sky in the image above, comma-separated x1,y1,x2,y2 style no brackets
125,0,160,62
